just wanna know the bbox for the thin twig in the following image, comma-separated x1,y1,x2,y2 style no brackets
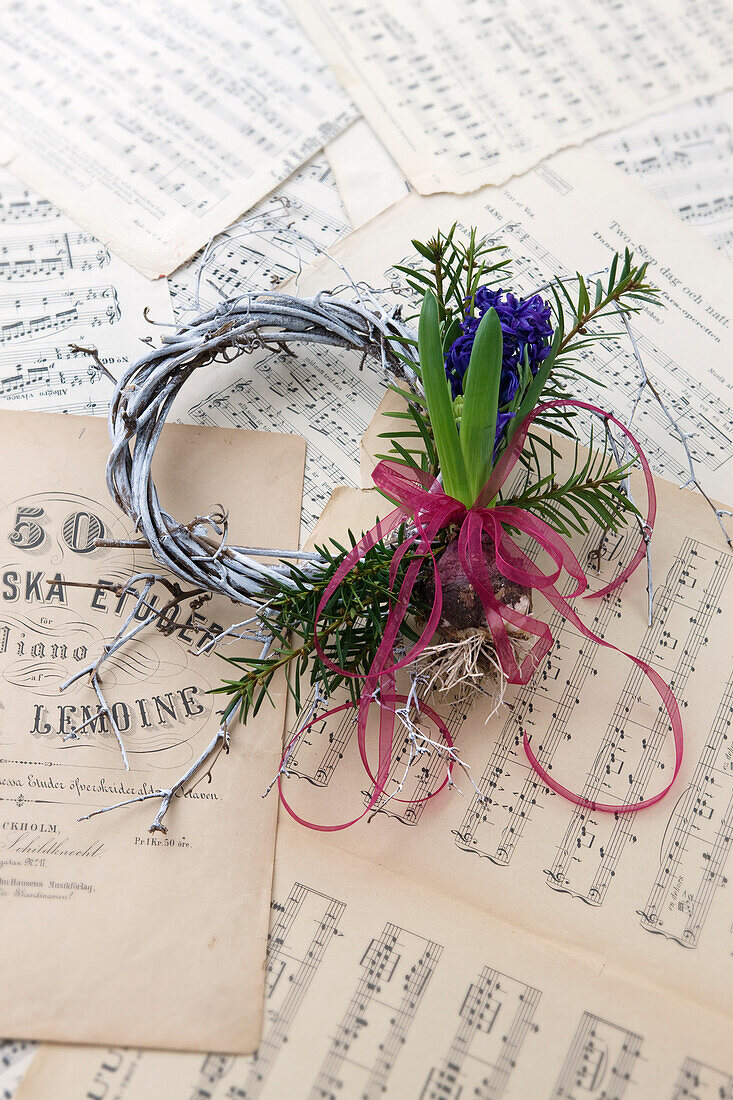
79,715,232,833
69,344,118,385
620,313,732,548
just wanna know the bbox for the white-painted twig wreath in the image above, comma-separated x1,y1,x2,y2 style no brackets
106,291,419,601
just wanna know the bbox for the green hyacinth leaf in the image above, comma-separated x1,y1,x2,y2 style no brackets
459,306,503,503
417,290,471,505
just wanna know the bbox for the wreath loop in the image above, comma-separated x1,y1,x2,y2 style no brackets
106,290,419,604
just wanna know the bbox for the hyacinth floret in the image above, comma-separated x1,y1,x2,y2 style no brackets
445,287,553,402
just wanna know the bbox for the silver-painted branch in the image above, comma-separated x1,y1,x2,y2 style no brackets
79,717,231,834
620,313,732,548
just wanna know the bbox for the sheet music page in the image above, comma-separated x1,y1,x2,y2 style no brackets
14,817,732,1099
0,412,304,1054
326,120,410,228
596,92,733,260
0,168,173,415
286,0,733,195
0,1044,34,1100
0,0,355,278
286,456,733,1017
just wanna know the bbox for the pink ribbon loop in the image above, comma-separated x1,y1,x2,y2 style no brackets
278,694,456,832
280,399,682,829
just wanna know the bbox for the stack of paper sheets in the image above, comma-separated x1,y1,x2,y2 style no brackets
0,0,731,1095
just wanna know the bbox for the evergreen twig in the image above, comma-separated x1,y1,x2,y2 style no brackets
215,532,434,720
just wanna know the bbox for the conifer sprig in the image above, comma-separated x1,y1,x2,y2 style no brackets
214,531,434,722
502,431,641,538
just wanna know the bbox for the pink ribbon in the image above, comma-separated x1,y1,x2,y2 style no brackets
279,399,683,829
278,694,455,831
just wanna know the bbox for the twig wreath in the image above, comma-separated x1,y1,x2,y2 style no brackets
68,228,685,832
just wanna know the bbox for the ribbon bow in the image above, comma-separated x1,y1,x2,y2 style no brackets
278,399,683,830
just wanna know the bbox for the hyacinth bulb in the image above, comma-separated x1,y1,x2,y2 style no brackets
426,532,532,641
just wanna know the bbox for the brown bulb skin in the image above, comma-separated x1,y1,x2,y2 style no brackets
425,533,532,639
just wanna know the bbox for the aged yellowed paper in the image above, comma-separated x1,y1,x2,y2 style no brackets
0,411,304,1053
14,816,732,1098
0,1,354,277
288,0,733,196
12,146,733,1093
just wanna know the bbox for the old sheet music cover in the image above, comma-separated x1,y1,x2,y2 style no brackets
0,411,304,1054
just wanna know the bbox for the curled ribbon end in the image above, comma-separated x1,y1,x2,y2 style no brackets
523,723,683,817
